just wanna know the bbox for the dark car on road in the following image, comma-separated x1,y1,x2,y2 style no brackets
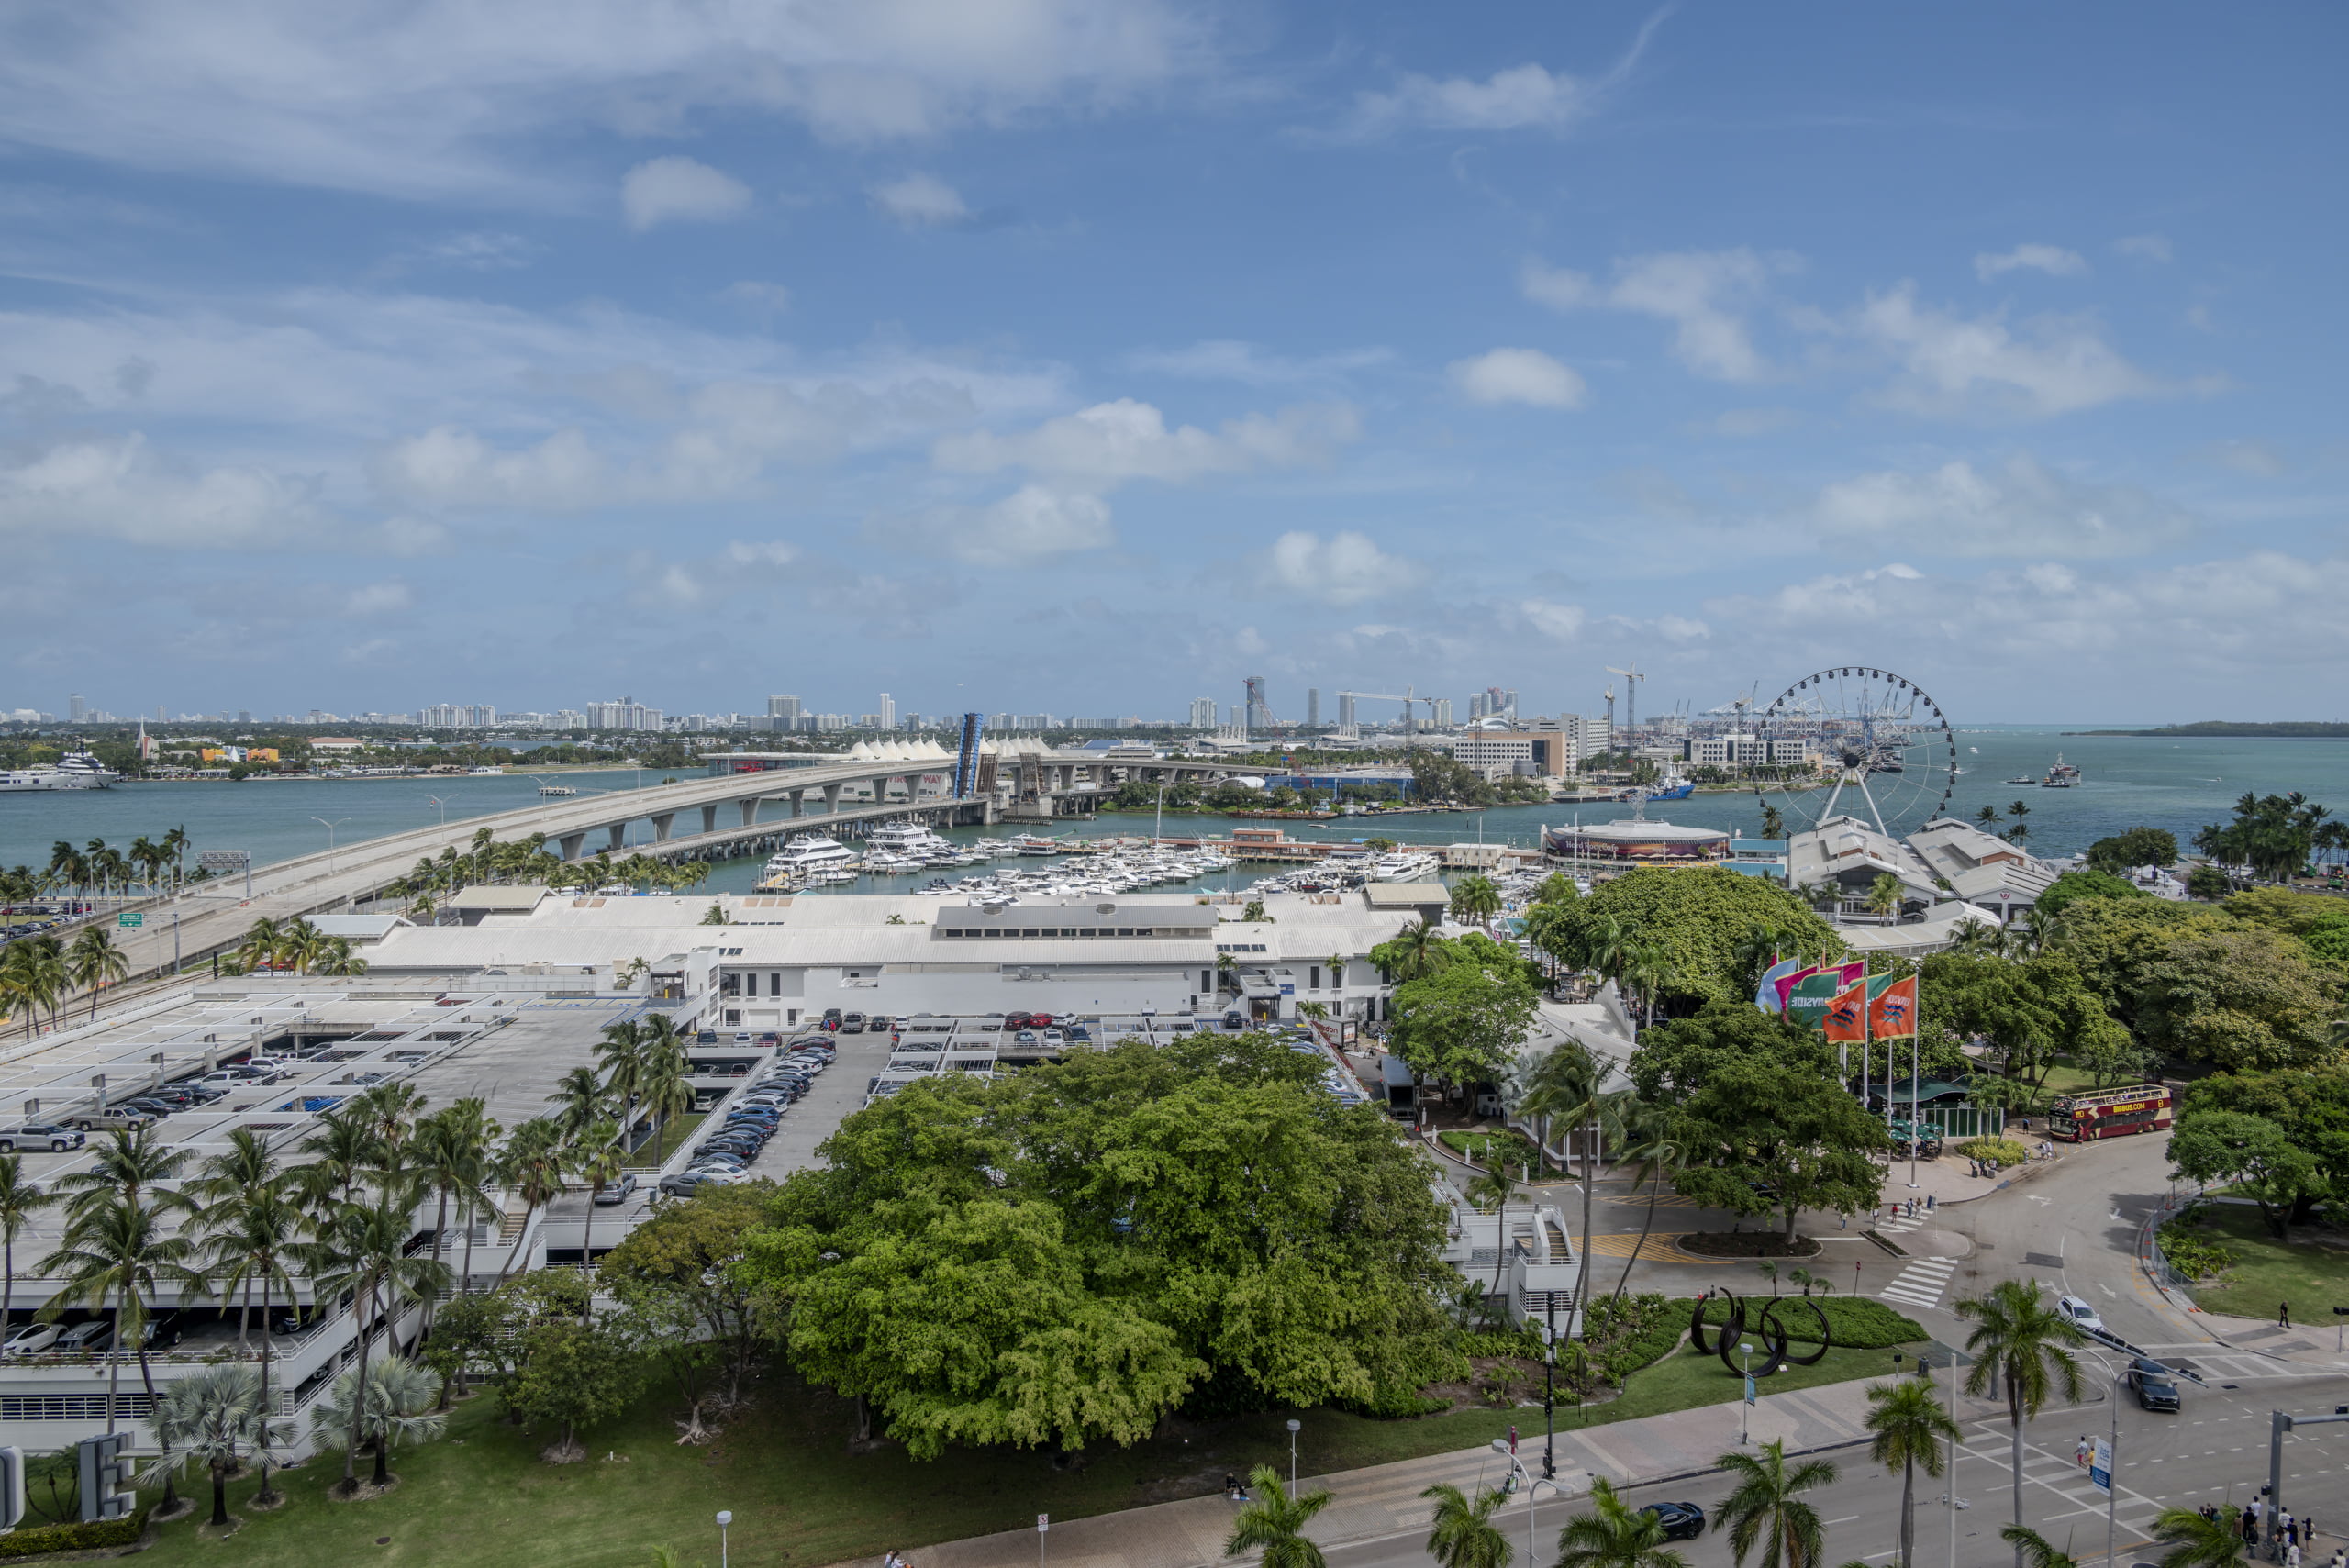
2128,1356,2181,1412
1640,1503,1706,1541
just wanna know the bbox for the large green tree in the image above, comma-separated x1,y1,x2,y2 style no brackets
2166,1109,2321,1239
1672,1062,1888,1238
742,1034,1453,1458
1388,940,1539,1089
1627,1002,1834,1103
2133,929,2339,1071
2082,828,2178,874
1544,868,1842,1011
2033,870,2150,921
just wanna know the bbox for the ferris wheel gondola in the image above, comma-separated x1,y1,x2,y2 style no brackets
1752,666,1957,838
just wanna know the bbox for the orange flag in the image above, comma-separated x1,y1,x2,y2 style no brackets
1822,978,1871,1042
1870,973,1920,1040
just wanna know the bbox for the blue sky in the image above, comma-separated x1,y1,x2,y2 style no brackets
1,1,2341,725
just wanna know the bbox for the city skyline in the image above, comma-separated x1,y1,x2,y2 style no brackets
0,6,2339,721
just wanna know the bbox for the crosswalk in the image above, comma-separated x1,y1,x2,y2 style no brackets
1874,1208,1934,1236
1878,1254,1961,1310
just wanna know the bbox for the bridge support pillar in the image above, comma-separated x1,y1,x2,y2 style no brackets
899,773,918,802
559,832,585,861
607,823,627,852
739,798,759,828
701,805,718,836
651,813,675,842
789,789,805,818
823,783,842,813
1056,764,1074,792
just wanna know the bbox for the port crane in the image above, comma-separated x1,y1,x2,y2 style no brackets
1336,686,1442,738
1605,663,1645,738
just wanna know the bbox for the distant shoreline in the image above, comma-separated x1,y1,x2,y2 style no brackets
2066,723,2349,739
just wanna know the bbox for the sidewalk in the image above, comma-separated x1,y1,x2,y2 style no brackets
881,1373,2015,1568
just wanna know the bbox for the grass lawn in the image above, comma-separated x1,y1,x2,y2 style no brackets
2173,1203,2349,1320
130,1338,1926,1568
1437,1127,1544,1172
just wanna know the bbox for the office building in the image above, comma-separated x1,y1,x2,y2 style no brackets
1430,697,1453,728
1307,688,1320,728
1189,696,1218,730
586,697,663,731
68,693,86,723
1337,692,1357,728
767,695,802,720
878,694,896,729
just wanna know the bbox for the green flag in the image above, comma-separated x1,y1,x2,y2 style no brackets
1787,972,1842,1032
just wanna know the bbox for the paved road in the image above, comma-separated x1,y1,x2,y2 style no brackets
1319,1373,2349,1568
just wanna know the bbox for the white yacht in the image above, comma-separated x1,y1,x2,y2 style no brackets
867,821,953,859
764,834,858,876
0,753,117,792
1368,850,1440,882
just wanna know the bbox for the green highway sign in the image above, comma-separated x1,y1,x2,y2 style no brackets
117,912,143,929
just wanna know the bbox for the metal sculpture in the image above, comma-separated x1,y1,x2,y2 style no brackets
1687,1287,1833,1378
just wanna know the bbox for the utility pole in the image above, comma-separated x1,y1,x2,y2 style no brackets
2267,1407,2349,1560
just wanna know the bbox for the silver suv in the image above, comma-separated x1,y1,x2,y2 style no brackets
0,1123,84,1153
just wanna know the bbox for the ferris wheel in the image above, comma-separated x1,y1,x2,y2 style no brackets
1753,666,1957,838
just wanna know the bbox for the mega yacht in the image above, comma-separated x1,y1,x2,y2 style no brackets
764,834,857,876
0,753,117,791
1367,850,1440,883
866,821,953,859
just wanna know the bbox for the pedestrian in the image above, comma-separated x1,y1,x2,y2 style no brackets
2075,1436,2090,1469
2288,1543,2302,1568
1223,1473,1240,1501
2281,1300,2293,1329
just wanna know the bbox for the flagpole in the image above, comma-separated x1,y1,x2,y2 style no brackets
1909,1029,1921,1190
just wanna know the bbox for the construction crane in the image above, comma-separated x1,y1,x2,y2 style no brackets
1336,686,1442,739
1602,684,1616,740
1605,663,1646,738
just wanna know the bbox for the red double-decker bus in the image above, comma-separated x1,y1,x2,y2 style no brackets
2049,1084,2173,1142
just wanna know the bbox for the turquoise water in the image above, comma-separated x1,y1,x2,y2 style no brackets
6,727,2345,896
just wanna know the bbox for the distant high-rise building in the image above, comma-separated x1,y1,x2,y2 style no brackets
1188,696,1218,729
1307,687,1319,727
586,696,662,731
1431,697,1453,728
1243,676,1268,735
68,693,85,722
878,693,896,729
237,710,252,724
155,705,166,722
767,695,802,719
1337,693,1357,728
1469,694,1487,720
1503,689,1519,720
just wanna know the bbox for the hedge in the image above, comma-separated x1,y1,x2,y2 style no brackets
0,1507,150,1559
1691,1294,1926,1350
1585,1292,1686,1380
1958,1136,2031,1169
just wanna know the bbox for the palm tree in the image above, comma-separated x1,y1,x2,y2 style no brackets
492,1118,567,1286
1954,1280,2086,1568
1225,1463,1334,1568
234,916,281,973
314,937,368,976
349,1080,429,1178
1975,805,2000,828
1610,1101,1685,1299
1712,1439,1837,1568
1422,1481,1514,1568
295,1106,377,1212
1,1153,57,1349
271,917,325,975
56,1124,191,1229
2149,1507,2248,1568
635,1025,694,1167
66,925,130,1018
1383,918,1449,984
186,1129,281,1348
1555,1478,1687,1568
1621,938,1673,1025
415,1100,498,1318
595,1019,649,1124
1451,875,1503,929
197,1183,304,1506
161,826,189,894
568,1120,625,1316
153,1362,282,1528
298,1184,451,1495
2001,1527,2079,1568
1517,1040,1622,1325
1866,1376,1961,1568
41,1193,202,1451
1865,874,1905,922
312,1352,447,1489
549,1066,609,1140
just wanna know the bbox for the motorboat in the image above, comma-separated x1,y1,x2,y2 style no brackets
765,835,857,875
0,751,118,791
1368,851,1440,882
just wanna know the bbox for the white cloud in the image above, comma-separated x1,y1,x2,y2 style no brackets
375,426,611,511
1129,340,1391,385
1515,598,1586,641
0,0,1205,199
934,398,1360,486
870,172,972,228
343,580,413,616
0,432,333,548
864,484,1115,563
1656,613,1709,641
1851,283,2184,417
1813,454,2194,559
2116,234,2173,263
718,281,792,317
1974,243,2087,282
1257,530,1422,606
1447,347,1587,409
1525,250,1786,383
1346,15,1663,137
417,231,537,270
621,156,751,231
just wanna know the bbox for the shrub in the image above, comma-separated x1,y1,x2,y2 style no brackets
1457,1329,1546,1360
1439,1129,1543,1172
2157,1221,2237,1282
1584,1292,1685,1381
0,1507,150,1559
1692,1295,1926,1350
1958,1136,2031,1169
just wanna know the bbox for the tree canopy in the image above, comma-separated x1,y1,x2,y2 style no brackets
2167,1109,2321,1238
2193,791,2343,882
740,1034,1454,1459
1543,868,1843,1010
1671,1062,1888,1237
2082,827,2178,873
2033,870,2149,921
1387,933,1539,1087
1626,1002,1834,1103
1916,951,2134,1091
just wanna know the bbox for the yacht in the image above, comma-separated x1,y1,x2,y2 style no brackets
860,851,925,874
867,821,953,859
1010,834,1063,856
764,834,858,876
1368,850,1440,883
0,754,117,791
2040,754,2083,788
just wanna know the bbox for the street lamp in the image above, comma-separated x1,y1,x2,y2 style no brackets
1286,1418,1301,1494
1738,1341,1755,1445
311,817,351,875
2073,1349,2127,1568
426,793,461,827
1540,1306,1558,1480
715,1510,732,1568
1491,1440,1571,1566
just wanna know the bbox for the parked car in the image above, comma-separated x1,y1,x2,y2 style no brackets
1005,1011,1036,1029
124,1312,181,1351
1640,1503,1706,1542
2055,1295,2106,1336
1042,1029,1064,1047
54,1319,114,1354
0,1122,85,1153
67,1108,155,1134
1065,1026,1091,1043
115,1098,174,1118
196,1071,251,1092
2128,1356,2181,1412
592,1173,640,1207
658,1172,709,1198
2,1322,61,1357
838,1018,864,1034
1014,1029,1039,1047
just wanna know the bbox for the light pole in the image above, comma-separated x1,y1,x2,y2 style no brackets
1286,1418,1301,1494
312,817,351,875
715,1509,731,1568
427,793,460,827
1541,1300,1557,1480
1491,1440,1569,1566
2074,1350,2125,1568
1738,1341,1755,1445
